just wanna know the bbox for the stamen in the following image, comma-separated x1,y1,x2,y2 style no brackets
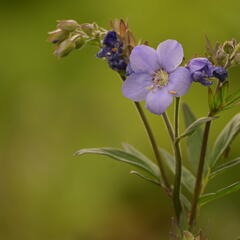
169,91,177,94
153,70,169,88
111,48,118,52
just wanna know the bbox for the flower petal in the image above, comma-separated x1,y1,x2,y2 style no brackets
157,40,184,73
130,45,159,74
167,67,192,97
146,88,173,115
122,73,153,102
188,58,212,72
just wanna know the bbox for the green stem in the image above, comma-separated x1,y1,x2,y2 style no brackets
134,102,170,192
173,97,182,223
189,117,212,229
162,97,182,223
162,112,174,142
120,75,171,193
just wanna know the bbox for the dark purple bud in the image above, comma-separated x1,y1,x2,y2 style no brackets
96,31,127,72
213,66,228,82
103,31,119,47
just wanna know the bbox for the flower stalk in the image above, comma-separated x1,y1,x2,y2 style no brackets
120,76,171,193
162,98,182,224
173,97,183,223
134,102,171,193
189,115,212,229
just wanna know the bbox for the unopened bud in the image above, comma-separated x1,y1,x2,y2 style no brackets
216,48,227,61
223,40,235,54
81,23,95,35
57,20,79,32
48,29,69,43
75,37,85,49
234,53,240,64
54,39,76,57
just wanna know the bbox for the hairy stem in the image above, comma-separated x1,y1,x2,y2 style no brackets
162,97,182,223
134,102,170,191
120,75,171,192
189,118,212,229
173,97,182,223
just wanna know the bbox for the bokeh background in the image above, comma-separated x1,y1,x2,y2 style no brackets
0,0,240,239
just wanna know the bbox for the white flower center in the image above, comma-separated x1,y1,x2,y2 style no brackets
153,70,169,88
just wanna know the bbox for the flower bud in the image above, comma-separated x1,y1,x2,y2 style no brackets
80,23,95,35
216,48,227,61
223,40,236,54
57,20,79,32
54,39,76,57
212,66,228,82
75,38,85,49
48,29,69,43
234,53,240,64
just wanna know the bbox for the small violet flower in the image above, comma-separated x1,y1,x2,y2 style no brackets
187,58,214,86
122,40,192,115
97,31,127,72
187,58,228,85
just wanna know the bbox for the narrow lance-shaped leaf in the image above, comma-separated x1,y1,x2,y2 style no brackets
130,171,161,186
75,147,161,180
160,148,196,194
225,89,240,107
199,181,240,206
210,157,240,179
122,142,151,162
178,116,216,139
211,113,240,167
182,103,203,174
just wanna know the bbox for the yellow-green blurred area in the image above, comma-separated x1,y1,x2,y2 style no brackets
0,0,240,239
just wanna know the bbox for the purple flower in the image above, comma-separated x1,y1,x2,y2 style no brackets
122,40,192,115
187,58,228,85
212,66,228,82
187,58,214,86
97,31,127,72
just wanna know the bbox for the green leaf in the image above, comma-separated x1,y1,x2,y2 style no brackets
130,170,161,186
122,142,151,162
182,103,203,173
180,194,191,211
179,116,216,139
225,89,240,106
211,113,240,167
160,149,196,194
220,81,229,105
199,181,240,206
75,147,161,180
210,157,240,179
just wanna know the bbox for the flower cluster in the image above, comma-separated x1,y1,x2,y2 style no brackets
187,58,228,86
48,19,240,116
48,20,107,57
96,31,127,72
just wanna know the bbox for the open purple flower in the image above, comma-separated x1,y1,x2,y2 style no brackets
122,40,192,115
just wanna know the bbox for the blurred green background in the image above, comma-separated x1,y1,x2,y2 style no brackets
0,0,240,239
